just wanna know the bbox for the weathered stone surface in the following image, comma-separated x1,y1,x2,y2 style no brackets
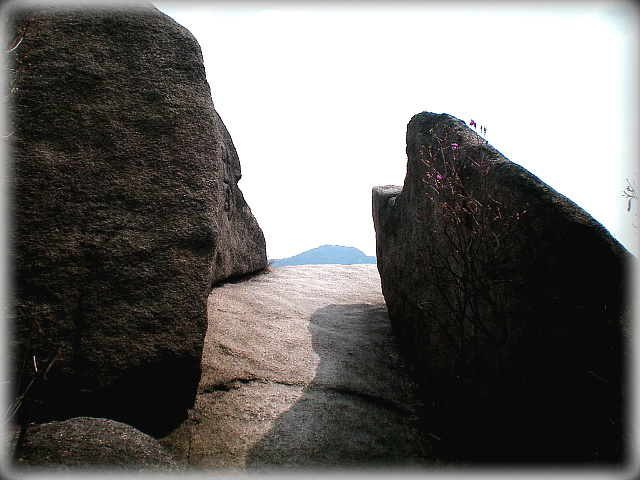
373,112,633,463
6,4,267,435
160,265,435,470
11,417,182,472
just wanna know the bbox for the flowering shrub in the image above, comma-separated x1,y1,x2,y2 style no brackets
416,122,526,386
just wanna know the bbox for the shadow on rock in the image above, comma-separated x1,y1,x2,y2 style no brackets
246,303,433,470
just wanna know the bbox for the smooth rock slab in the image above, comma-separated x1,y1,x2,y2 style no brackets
160,265,436,471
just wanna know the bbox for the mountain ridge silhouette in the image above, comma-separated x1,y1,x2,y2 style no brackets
270,245,376,268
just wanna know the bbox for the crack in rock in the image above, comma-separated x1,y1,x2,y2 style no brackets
200,378,310,394
200,378,415,418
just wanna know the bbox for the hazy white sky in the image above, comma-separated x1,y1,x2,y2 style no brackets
157,1,639,259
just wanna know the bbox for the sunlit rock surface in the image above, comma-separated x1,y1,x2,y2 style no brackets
12,417,182,473
160,265,435,470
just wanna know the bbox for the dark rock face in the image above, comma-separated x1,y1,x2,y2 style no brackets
373,112,633,463
12,417,182,472
7,4,267,435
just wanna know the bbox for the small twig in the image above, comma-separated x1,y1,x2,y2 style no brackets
9,349,61,464
5,36,23,53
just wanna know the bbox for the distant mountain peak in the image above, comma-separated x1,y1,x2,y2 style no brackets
270,245,376,268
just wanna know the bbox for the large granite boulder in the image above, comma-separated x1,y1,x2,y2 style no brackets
6,4,267,435
11,417,182,472
373,112,633,463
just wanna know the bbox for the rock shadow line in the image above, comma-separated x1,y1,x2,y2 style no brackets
246,303,432,470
